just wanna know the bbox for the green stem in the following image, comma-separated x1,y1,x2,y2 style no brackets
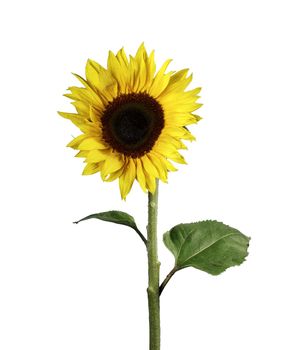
147,180,160,350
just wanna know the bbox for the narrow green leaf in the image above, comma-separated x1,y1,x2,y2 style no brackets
74,210,147,245
163,220,250,275
74,210,136,228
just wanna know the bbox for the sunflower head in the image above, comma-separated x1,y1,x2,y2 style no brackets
59,44,202,199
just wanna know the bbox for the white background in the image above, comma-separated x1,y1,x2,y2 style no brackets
1,0,290,349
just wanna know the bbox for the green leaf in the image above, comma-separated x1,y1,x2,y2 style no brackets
75,210,136,228
74,210,147,245
163,220,250,275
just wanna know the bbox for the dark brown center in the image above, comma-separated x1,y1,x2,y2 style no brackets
101,93,164,157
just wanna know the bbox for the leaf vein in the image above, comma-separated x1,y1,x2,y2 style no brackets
179,232,238,266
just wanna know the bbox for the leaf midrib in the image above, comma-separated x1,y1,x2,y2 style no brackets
178,231,237,266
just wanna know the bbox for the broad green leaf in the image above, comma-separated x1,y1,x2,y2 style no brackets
74,210,146,245
163,220,250,275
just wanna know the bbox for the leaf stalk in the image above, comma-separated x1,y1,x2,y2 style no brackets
159,266,178,296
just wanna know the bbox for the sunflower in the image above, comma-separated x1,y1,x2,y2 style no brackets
59,44,202,199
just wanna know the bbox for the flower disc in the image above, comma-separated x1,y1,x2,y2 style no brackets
59,44,202,199
102,93,164,157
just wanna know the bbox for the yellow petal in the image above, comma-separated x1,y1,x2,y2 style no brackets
159,134,188,150
143,167,156,194
101,154,124,180
86,58,106,76
134,57,147,92
133,43,148,91
89,105,102,124
85,59,107,92
141,155,159,178
119,158,136,199
162,91,201,107
82,163,101,175
66,134,87,149
107,51,126,91
145,50,156,89
149,59,172,97
75,150,88,158
162,126,196,141
65,86,103,113
155,140,179,156
116,48,130,93
104,166,125,182
127,55,138,92
151,150,177,171
168,69,189,85
85,60,118,102
159,71,193,97
164,112,200,126
116,47,129,68
78,137,107,150
72,73,104,107
58,111,85,127
71,100,90,116
168,152,187,164
86,149,108,162
98,69,118,100
148,152,168,182
154,141,186,164
135,43,146,60
136,158,147,192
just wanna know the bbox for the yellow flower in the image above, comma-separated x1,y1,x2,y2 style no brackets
59,44,202,199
